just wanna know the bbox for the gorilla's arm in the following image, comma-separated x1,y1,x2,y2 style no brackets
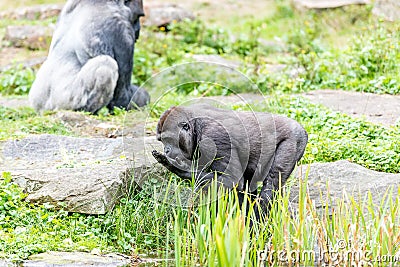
152,148,244,191
90,18,135,110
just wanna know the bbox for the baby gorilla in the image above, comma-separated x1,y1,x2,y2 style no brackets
29,0,149,114
152,104,308,218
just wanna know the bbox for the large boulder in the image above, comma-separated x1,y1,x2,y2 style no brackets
142,3,195,27
291,160,400,212
373,0,400,21
302,90,400,127
0,134,163,214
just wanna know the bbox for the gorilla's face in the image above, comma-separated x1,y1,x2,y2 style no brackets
124,0,144,40
156,107,197,171
124,0,144,21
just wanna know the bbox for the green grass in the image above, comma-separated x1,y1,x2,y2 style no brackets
1,94,399,264
0,106,72,140
258,96,400,173
0,173,111,260
174,179,400,266
1,171,399,266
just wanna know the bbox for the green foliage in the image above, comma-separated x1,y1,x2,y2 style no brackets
286,23,400,94
244,96,400,173
0,107,72,140
0,66,35,95
0,172,111,260
2,170,399,265
174,178,400,266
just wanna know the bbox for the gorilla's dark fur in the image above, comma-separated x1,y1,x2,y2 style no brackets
29,0,149,113
152,104,308,218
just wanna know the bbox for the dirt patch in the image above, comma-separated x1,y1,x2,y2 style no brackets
303,89,400,126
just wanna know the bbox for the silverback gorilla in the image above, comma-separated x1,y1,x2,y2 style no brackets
29,0,150,113
152,104,308,217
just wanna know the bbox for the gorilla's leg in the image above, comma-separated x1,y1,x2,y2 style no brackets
256,136,304,219
72,55,118,113
128,85,150,109
109,84,150,110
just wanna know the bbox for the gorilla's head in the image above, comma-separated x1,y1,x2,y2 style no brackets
124,0,144,41
156,106,200,171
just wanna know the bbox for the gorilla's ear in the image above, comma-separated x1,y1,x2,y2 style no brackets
156,106,176,141
192,118,203,145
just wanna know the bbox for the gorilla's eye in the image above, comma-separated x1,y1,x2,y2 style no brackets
124,0,131,4
180,122,190,131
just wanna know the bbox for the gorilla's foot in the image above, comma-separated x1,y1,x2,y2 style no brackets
128,86,150,109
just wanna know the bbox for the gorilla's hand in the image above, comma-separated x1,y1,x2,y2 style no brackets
152,150,169,165
152,150,194,180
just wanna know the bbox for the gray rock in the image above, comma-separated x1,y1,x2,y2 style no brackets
0,134,163,214
0,57,46,72
24,252,130,267
292,0,370,10
372,0,400,21
0,260,13,267
143,3,195,27
290,160,400,212
0,96,30,109
4,25,53,50
0,4,63,20
302,90,400,126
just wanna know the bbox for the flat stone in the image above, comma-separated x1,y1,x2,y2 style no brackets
4,25,53,50
0,260,13,267
0,96,30,109
292,0,369,10
291,160,400,211
0,134,163,214
0,57,46,72
372,0,400,21
0,4,63,20
302,90,400,126
143,3,195,27
24,252,130,267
